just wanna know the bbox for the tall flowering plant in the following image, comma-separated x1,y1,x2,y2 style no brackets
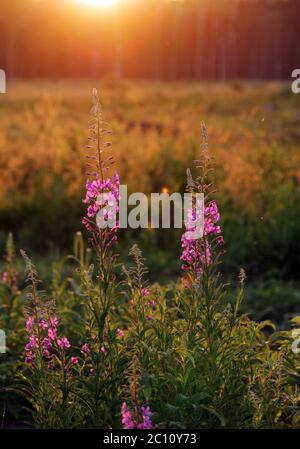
20,251,80,428
82,88,120,288
181,122,224,285
76,89,123,426
120,355,154,429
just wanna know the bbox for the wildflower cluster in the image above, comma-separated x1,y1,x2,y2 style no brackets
82,172,120,234
181,200,223,275
121,402,153,429
25,314,73,370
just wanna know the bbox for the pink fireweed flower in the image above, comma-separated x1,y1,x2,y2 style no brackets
101,346,106,353
43,349,52,359
121,402,135,429
181,200,223,276
38,319,48,330
137,405,154,429
57,337,70,349
29,335,39,348
81,343,90,355
43,337,52,351
146,315,153,321
50,317,59,327
25,335,39,367
26,317,34,333
48,327,57,341
147,299,156,307
1,271,9,284
121,403,154,429
82,172,120,235
57,337,71,349
25,351,35,367
71,357,78,365
116,328,124,338
141,288,150,297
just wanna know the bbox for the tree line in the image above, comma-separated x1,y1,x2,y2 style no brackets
0,0,299,80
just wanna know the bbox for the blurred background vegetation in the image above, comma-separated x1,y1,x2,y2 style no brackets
0,80,299,324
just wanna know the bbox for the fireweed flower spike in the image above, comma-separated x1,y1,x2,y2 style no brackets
181,122,224,280
181,200,223,274
79,90,122,421
82,89,120,249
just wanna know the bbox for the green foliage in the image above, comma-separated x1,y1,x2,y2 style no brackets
0,233,298,429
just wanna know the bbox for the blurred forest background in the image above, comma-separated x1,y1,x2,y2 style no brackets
0,0,300,324
0,0,299,80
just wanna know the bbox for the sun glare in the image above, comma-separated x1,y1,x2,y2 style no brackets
77,0,120,8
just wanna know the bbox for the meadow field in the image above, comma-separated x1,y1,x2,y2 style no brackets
1,80,300,317
0,80,300,428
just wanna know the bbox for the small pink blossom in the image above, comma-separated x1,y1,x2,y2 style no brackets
81,343,90,355
137,405,154,429
26,317,34,333
43,337,52,351
141,288,150,297
1,271,9,284
116,328,124,338
25,351,35,367
121,402,135,429
48,327,57,341
50,317,59,327
71,357,78,365
38,319,48,329
57,337,71,349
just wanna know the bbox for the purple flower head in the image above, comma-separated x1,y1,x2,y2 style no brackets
38,319,48,330
181,200,223,277
137,405,154,429
48,327,57,341
1,271,9,284
43,337,52,351
26,317,34,333
57,337,71,349
121,402,154,429
43,349,52,359
81,343,90,355
25,351,35,368
50,317,59,327
83,171,120,237
29,335,39,348
121,402,135,429
116,328,124,338
141,288,150,297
